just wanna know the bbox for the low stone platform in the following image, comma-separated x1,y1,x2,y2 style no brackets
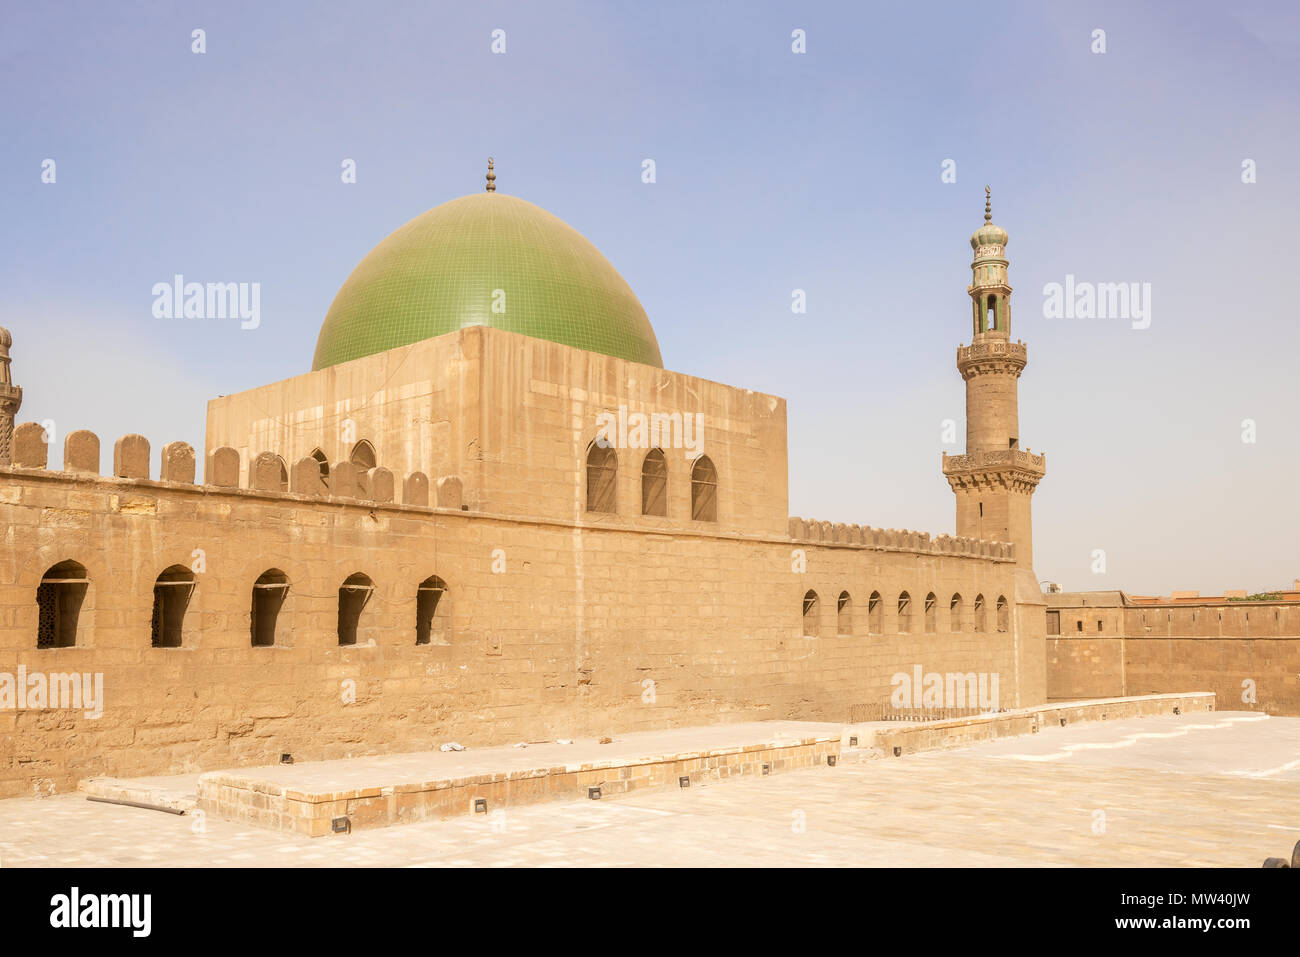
197,721,847,836
73,693,1214,838
854,691,1216,756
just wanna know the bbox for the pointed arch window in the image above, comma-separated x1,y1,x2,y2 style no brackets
974,594,987,632
350,440,376,471
251,569,289,647
802,590,820,637
310,448,330,488
837,591,852,636
338,573,374,646
416,576,449,645
151,565,196,648
924,592,937,633
898,591,912,633
868,591,882,634
641,449,667,516
586,443,618,513
950,593,964,632
690,455,717,522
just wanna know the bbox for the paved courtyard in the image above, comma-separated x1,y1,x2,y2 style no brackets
0,711,1295,867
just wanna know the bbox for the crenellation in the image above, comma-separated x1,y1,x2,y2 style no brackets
113,434,150,480
250,452,286,492
369,467,395,504
64,429,100,473
330,461,363,500
403,471,429,507
209,447,240,487
291,456,325,496
436,475,464,510
159,441,196,484
783,518,1014,562
11,422,47,469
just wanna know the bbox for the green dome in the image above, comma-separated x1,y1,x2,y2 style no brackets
312,193,663,370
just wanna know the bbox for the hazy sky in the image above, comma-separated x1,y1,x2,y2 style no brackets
3,1,1297,596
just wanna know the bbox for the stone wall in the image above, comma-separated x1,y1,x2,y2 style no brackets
1048,603,1300,714
0,443,1033,797
205,326,790,535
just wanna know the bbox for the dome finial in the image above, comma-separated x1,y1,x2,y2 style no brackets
984,185,992,223
485,157,496,193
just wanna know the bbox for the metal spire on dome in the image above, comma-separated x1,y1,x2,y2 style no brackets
984,185,992,223
485,157,496,192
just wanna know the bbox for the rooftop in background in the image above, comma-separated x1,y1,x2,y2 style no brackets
1046,581,1300,608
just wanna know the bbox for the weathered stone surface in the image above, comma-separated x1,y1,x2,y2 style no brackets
436,475,463,510
11,422,47,469
291,457,324,496
368,467,394,504
159,442,196,484
113,434,151,480
250,452,286,492
208,447,239,487
331,461,362,499
64,430,100,473
403,471,429,507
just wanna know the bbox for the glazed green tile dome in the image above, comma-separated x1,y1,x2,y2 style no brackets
312,192,663,370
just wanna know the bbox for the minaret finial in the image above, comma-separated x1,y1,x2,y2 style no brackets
984,185,992,223
485,157,496,192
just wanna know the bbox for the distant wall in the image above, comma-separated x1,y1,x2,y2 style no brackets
1048,603,1300,714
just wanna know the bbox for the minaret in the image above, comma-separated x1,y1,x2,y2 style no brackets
0,326,21,466
942,189,1045,567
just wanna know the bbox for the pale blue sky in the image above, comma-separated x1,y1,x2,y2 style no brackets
2,1,1297,595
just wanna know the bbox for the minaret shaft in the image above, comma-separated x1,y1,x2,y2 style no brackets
941,190,1044,568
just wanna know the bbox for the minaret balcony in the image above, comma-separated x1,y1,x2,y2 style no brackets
956,340,1027,379
942,448,1047,490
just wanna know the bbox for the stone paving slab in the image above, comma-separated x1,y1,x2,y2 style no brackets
1,711,1295,867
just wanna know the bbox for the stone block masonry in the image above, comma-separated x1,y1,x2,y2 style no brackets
0,458,1033,797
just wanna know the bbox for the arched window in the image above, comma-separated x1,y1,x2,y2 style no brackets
586,443,617,513
310,448,329,488
690,455,717,522
275,455,289,492
987,295,998,331
151,565,195,648
974,594,986,632
996,595,1009,632
350,440,376,471
897,591,912,633
802,590,819,637
416,575,449,645
337,573,374,646
949,593,964,632
924,592,937,633
868,591,882,634
251,569,289,647
641,449,667,516
837,591,852,636
36,560,88,648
